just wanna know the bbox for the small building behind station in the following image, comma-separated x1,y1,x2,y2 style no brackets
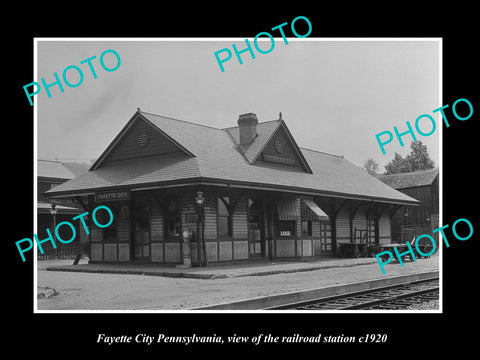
378,168,439,244
37,159,89,258
45,109,419,266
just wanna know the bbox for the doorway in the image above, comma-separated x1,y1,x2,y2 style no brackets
248,198,264,257
132,198,150,260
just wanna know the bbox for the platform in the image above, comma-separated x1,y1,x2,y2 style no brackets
37,255,440,310
42,254,439,280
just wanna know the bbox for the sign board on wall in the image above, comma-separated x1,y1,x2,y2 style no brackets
262,153,299,166
95,190,131,202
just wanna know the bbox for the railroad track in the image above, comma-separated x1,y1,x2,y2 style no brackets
268,278,439,310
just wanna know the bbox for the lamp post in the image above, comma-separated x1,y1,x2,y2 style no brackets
50,202,57,224
50,201,57,257
403,207,409,243
194,191,206,266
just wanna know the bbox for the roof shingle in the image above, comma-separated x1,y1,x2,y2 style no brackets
38,160,76,180
45,110,419,205
377,168,439,189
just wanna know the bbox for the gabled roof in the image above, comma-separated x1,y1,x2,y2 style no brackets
38,159,76,181
63,162,91,176
45,109,419,205
224,118,313,173
224,120,281,163
90,111,195,170
377,168,439,189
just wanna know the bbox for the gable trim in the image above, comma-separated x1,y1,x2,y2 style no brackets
90,111,195,171
249,121,282,164
251,120,313,174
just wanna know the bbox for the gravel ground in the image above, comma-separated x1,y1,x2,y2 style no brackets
36,255,440,311
404,299,439,310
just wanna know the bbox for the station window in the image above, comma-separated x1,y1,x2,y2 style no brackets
104,222,117,242
301,220,313,236
164,200,181,239
218,196,232,237
100,204,117,242
278,220,295,237
134,198,150,241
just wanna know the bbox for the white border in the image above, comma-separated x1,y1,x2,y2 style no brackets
33,39,39,309
33,37,442,314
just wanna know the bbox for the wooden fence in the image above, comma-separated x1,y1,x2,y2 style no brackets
37,242,89,260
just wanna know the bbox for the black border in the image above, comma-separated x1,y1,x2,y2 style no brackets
7,5,479,353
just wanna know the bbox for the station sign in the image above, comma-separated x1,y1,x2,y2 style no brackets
262,153,299,166
95,189,130,202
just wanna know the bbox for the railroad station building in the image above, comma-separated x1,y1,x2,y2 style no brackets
44,109,418,266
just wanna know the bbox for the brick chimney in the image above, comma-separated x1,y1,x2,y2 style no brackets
238,113,258,145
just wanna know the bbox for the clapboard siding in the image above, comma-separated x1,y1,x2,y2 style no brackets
91,226,103,243
264,202,274,239
150,198,163,242
295,198,302,236
180,193,198,243
233,195,248,239
84,185,398,263
336,209,350,242
90,201,104,243
105,118,184,164
312,221,321,237
117,212,130,243
263,202,273,258
352,208,367,232
204,192,217,240
379,213,391,244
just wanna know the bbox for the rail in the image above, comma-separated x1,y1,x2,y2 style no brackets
267,278,439,310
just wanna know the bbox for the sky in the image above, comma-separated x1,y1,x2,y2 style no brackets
36,39,440,173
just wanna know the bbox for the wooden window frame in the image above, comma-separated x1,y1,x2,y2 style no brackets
163,198,181,241
301,220,313,237
217,196,233,238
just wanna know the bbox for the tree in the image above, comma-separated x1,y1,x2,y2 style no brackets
384,152,411,174
384,141,435,175
405,141,435,171
363,158,380,176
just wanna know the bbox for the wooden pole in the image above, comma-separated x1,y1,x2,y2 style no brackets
202,207,207,266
